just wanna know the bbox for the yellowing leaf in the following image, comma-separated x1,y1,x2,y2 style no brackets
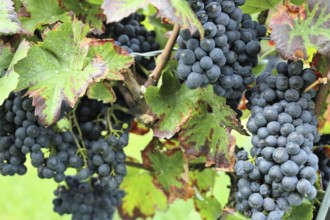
87,82,116,103
120,167,167,218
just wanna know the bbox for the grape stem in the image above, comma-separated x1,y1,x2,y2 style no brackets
182,158,190,183
125,161,153,171
303,77,328,93
122,69,148,114
144,24,180,88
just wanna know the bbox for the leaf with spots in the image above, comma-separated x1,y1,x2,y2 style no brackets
15,20,108,126
102,0,204,36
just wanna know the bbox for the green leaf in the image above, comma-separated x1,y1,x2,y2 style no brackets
87,82,116,104
120,167,167,218
149,150,184,191
179,86,245,169
20,0,70,33
282,200,313,220
190,169,214,193
0,40,30,105
291,0,305,5
194,196,222,220
213,172,231,206
86,0,103,5
270,1,330,60
0,0,21,34
241,0,280,14
62,0,103,33
88,40,133,80
56,116,72,131
145,67,199,139
102,0,204,36
153,199,201,220
0,43,13,72
15,20,107,126
221,211,249,220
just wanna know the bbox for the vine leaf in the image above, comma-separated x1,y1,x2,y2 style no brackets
0,43,13,72
15,20,107,126
153,199,201,220
190,169,214,193
88,39,134,80
270,1,330,60
62,0,103,34
119,167,167,218
282,201,313,220
145,67,199,139
220,210,249,220
87,82,116,103
0,40,30,105
240,0,280,14
20,0,70,33
179,86,245,170
141,139,194,200
194,196,222,220
148,150,184,192
0,0,21,34
102,0,204,36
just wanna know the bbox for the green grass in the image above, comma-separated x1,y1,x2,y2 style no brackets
0,161,70,220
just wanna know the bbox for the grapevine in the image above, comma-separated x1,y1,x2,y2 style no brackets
0,0,329,220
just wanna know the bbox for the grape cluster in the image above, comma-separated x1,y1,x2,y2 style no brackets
53,132,129,219
0,92,132,219
104,13,160,70
53,176,124,220
235,60,320,219
315,135,330,189
0,92,86,182
51,97,131,219
176,0,266,102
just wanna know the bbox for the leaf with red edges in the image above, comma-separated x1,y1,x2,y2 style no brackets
270,1,330,60
15,20,108,126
